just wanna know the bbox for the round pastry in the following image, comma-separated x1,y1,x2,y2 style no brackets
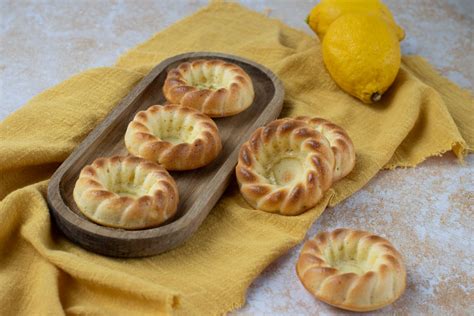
296,228,406,312
124,104,222,170
163,59,255,117
235,118,335,215
73,156,179,230
295,116,355,182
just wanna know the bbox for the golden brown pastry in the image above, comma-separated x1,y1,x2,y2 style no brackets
296,228,406,312
124,104,222,170
163,59,255,117
235,118,335,215
73,156,179,230
295,116,355,182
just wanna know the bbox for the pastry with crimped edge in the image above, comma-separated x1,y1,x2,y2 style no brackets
125,104,222,170
235,118,335,215
296,228,406,312
73,156,179,230
294,116,355,182
163,59,255,117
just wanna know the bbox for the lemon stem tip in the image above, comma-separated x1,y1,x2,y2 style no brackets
371,92,382,102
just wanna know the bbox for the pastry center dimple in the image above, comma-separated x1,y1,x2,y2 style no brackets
190,74,226,90
110,184,144,197
323,244,374,276
334,259,369,275
269,157,303,186
195,81,219,90
148,120,199,145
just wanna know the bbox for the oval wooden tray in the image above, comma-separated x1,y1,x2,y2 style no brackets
47,52,284,257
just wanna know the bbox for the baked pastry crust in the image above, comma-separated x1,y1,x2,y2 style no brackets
295,116,355,182
163,59,255,117
296,228,406,312
125,104,222,170
73,156,179,230
235,118,335,215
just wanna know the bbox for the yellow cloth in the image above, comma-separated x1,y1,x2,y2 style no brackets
0,3,472,315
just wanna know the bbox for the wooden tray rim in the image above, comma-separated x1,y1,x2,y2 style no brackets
47,51,284,241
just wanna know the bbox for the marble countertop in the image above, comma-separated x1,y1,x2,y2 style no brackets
1,0,472,314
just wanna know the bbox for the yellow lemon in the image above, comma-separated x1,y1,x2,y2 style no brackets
306,0,405,41
322,13,401,103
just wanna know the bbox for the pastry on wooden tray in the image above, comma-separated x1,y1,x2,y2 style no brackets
294,116,355,182
163,59,255,117
73,156,179,230
235,118,335,215
125,104,222,170
296,228,406,312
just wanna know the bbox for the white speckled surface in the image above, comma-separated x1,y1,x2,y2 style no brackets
1,0,473,314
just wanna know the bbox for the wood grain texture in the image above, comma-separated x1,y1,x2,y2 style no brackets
47,52,284,257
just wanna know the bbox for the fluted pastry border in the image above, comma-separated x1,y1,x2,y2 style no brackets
163,59,255,117
73,155,179,230
294,116,356,182
235,118,335,215
125,104,222,170
296,228,406,312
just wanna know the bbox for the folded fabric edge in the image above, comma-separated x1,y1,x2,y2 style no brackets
384,140,468,170
403,55,474,106
382,54,473,170
0,180,182,314
114,2,228,69
113,1,308,72
214,193,333,315
402,55,474,149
